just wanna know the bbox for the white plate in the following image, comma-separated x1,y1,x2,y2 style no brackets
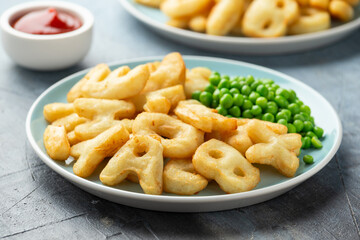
120,0,360,55
26,56,342,212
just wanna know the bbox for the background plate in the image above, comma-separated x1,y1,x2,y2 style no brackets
26,56,342,212
120,0,360,55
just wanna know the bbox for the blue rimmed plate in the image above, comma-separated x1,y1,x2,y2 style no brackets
26,56,342,212
120,0,360,55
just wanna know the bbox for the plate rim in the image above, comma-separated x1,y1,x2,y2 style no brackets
26,55,343,204
120,0,360,45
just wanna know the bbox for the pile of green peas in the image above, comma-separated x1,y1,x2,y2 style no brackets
191,72,324,164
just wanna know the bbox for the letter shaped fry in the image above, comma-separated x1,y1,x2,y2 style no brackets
72,124,129,178
245,120,302,177
193,139,260,194
100,135,164,195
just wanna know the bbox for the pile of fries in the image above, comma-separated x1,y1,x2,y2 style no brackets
135,0,359,37
43,52,302,195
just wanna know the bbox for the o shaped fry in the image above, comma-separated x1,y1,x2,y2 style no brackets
329,0,354,22
193,139,260,194
288,8,330,35
44,125,70,161
242,0,287,38
206,0,244,36
100,135,163,195
163,159,208,195
161,0,212,18
132,112,204,158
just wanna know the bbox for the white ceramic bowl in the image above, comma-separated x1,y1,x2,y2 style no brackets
0,1,94,71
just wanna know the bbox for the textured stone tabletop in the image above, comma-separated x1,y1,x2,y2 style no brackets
1,0,360,239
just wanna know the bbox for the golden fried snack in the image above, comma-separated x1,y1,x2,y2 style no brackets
230,0,252,35
276,0,300,24
236,118,288,135
73,98,135,120
163,159,208,195
296,0,309,6
309,0,329,9
79,65,150,100
135,0,163,8
132,112,204,158
43,125,70,161
343,0,359,6
67,64,111,102
245,120,302,177
184,67,211,98
167,17,190,29
206,0,244,36
141,52,186,93
288,8,330,35
143,85,186,114
51,113,88,132
43,103,74,123
242,0,287,38
72,124,130,178
100,135,163,195
174,100,237,133
67,131,81,146
161,0,212,18
329,0,354,22
189,15,207,32
193,139,260,193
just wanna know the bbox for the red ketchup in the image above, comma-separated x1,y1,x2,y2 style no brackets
12,8,82,35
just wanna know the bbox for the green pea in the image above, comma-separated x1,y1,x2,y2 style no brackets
230,88,240,95
242,99,253,110
271,84,280,91
242,109,253,118
296,99,304,106
211,99,219,108
300,112,310,121
293,119,304,132
260,78,274,84
226,115,233,118
293,113,305,122
238,76,246,82
287,123,297,133
256,97,268,109
229,106,241,117
303,155,314,164
212,71,220,77
246,75,255,85
313,126,324,138
241,85,252,96
249,92,260,104
233,94,244,107
274,95,289,108
251,105,262,116
288,89,297,103
191,90,202,101
250,80,261,90
311,136,323,149
255,114,263,120
222,75,230,80
301,136,312,149
199,91,212,107
216,106,227,116
220,94,234,109
209,74,221,86
306,131,316,138
213,89,221,101
276,88,290,99
276,111,289,121
309,116,315,125
262,113,275,122
219,88,230,98
204,84,216,94
300,105,311,115
267,91,275,101
267,101,278,108
218,79,231,89
230,81,242,90
281,109,292,120
231,76,239,82
256,84,269,97
303,121,313,132
288,103,300,115
277,119,288,126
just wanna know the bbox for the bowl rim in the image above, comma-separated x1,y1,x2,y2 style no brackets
0,1,94,40
26,55,343,203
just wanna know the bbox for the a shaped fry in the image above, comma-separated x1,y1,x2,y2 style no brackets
193,139,260,193
245,120,302,177
141,52,186,93
72,124,130,178
43,125,70,161
163,159,208,195
100,135,163,195
174,100,237,132
43,103,74,123
132,112,204,158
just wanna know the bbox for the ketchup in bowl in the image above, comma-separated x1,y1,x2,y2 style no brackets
12,8,81,35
